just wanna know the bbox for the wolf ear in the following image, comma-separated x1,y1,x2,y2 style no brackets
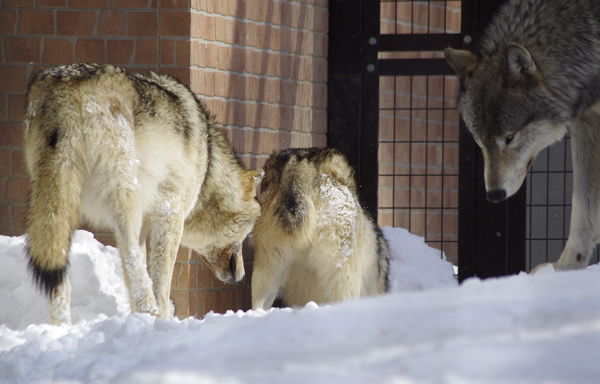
444,48,479,79
505,43,539,85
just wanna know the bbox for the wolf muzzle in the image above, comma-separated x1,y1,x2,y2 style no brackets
487,189,507,203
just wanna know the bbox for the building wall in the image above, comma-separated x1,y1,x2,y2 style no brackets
0,0,328,318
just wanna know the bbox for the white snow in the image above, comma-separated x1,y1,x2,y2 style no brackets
2,228,600,383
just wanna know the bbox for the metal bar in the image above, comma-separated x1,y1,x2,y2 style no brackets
378,58,456,76
378,33,466,52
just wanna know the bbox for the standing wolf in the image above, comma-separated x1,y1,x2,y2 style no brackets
251,148,390,309
25,63,263,324
445,0,600,272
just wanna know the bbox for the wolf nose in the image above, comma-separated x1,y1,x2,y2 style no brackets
487,189,507,203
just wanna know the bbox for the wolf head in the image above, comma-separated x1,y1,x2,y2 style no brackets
445,44,570,202
182,169,264,285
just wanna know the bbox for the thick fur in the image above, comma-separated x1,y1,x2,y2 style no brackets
25,63,262,324
251,148,391,309
445,0,600,272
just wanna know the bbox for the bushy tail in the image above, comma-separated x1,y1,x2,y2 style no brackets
277,159,310,233
26,130,83,298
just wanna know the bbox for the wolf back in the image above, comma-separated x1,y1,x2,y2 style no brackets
25,63,262,323
251,148,391,309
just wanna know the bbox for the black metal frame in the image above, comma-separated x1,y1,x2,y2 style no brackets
328,0,525,282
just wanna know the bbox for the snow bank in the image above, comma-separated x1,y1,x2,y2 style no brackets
0,227,456,330
383,226,457,292
0,231,129,331
5,229,599,383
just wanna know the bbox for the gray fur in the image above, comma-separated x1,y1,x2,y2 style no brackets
445,0,600,271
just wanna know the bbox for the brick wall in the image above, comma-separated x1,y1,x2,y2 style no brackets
0,0,328,318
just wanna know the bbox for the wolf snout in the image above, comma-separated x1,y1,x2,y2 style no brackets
487,189,507,203
229,254,245,285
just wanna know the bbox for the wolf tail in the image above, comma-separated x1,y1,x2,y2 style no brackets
26,120,84,298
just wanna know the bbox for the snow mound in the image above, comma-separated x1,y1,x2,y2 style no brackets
383,226,457,292
0,231,129,330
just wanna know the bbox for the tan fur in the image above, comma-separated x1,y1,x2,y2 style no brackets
25,64,262,324
251,148,390,309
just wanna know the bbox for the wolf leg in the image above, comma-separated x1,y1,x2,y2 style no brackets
148,194,185,319
549,108,600,271
251,244,287,310
114,192,158,316
49,277,72,325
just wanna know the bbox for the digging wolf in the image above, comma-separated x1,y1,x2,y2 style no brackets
251,148,390,309
445,0,600,272
25,63,263,324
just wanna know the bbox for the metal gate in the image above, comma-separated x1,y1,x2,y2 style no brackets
329,0,529,281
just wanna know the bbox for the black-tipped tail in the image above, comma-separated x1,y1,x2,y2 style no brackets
278,190,307,233
27,251,68,298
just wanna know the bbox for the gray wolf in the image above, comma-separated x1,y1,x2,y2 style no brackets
251,148,390,309
25,63,263,324
444,0,600,272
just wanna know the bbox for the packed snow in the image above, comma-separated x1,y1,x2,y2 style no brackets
1,228,600,383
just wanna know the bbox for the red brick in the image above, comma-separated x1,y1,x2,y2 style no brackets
4,0,34,7
6,178,29,205
206,42,218,68
160,39,175,65
204,14,215,42
252,0,268,22
43,38,74,65
0,94,6,120
75,39,105,63
191,12,201,39
5,37,41,63
13,206,27,233
107,40,134,65
0,122,24,147
0,11,17,36
69,0,108,8
197,41,207,67
160,67,189,86
110,0,149,8
57,11,97,36
0,205,12,231
233,19,246,46
0,67,27,93
8,94,26,121
215,17,226,42
98,11,126,36
161,0,189,9
135,38,157,64
217,45,231,71
37,0,66,6
129,12,158,37
0,151,10,177
160,11,190,37
11,151,27,178
175,40,190,66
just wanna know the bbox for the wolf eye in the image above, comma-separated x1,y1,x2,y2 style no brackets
505,133,515,145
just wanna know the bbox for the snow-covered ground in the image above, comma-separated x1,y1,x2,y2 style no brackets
1,228,599,384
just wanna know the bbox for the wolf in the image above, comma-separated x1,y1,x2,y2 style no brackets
444,0,600,272
25,63,263,324
251,148,390,309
